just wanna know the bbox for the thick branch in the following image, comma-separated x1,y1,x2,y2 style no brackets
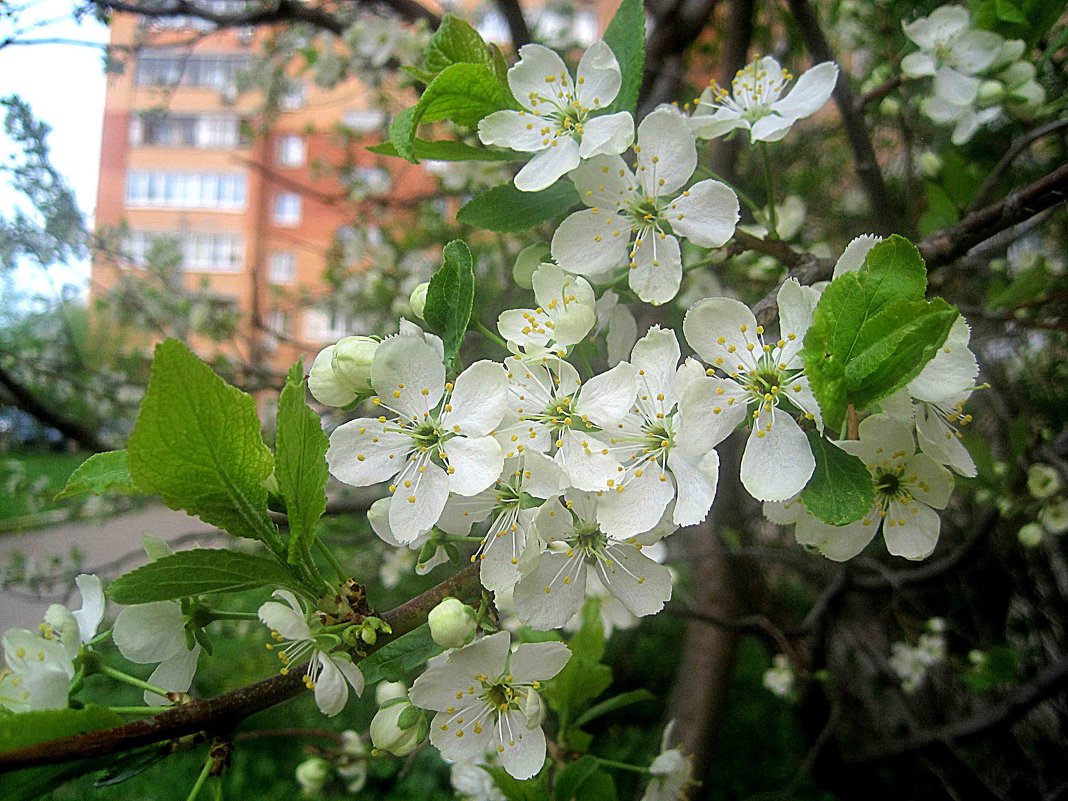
492,0,530,49
638,0,720,115
0,564,480,772
786,0,896,231
847,655,1068,763
0,362,108,452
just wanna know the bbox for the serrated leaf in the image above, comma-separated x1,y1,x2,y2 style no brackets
394,63,514,163
127,340,280,551
572,688,655,728
276,361,329,565
857,234,926,315
107,549,300,604
423,240,475,367
55,450,141,500
800,272,866,428
368,138,522,162
424,13,493,74
602,0,646,114
360,624,443,684
555,756,600,801
800,433,875,525
0,705,123,801
389,106,419,163
457,180,580,232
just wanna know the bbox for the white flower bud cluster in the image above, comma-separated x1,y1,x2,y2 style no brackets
889,618,947,693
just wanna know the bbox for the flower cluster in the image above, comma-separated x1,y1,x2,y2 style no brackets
888,618,947,693
901,5,1046,144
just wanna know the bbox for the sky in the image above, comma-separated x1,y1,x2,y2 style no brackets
0,0,110,302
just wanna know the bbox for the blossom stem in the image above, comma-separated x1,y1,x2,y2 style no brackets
594,757,652,774
86,627,113,647
204,611,261,622
759,142,779,238
109,706,166,715
315,539,348,582
185,752,214,801
98,664,173,700
474,319,508,351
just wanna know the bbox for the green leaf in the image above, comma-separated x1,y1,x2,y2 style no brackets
0,705,123,801
602,0,646,114
995,0,1028,24
572,688,655,728
485,766,549,801
799,432,875,525
360,624,443,685
423,240,475,367
389,106,419,163
545,599,611,717
857,235,927,315
457,180,580,232
276,361,329,565
127,340,281,551
393,63,514,163
800,237,958,429
424,13,494,74
555,756,600,801
368,139,522,162
576,772,618,801
107,549,299,604
55,450,141,500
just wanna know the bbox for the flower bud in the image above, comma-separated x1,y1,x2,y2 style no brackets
879,96,901,117
428,597,477,649
999,61,1036,87
513,244,550,289
370,699,422,756
295,756,331,795
332,336,378,392
409,282,429,320
1018,522,1044,548
1027,464,1061,500
1040,500,1068,536
375,680,408,706
991,39,1025,70
976,80,1005,107
307,338,364,408
918,151,943,179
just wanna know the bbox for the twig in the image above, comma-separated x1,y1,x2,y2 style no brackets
785,0,897,232
856,76,903,112
492,0,530,49
0,564,480,772
968,118,1068,213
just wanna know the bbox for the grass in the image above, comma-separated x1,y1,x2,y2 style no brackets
0,450,90,523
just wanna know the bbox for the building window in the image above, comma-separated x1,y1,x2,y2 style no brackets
129,113,244,148
266,310,290,335
125,171,247,210
276,135,306,167
279,81,307,111
135,51,250,90
268,252,296,284
304,308,356,342
124,230,244,272
273,193,302,226
342,108,385,132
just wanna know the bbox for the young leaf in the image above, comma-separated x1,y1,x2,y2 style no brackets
127,340,281,551
572,688,656,728
423,240,475,367
457,180,580,232
857,234,927,315
424,13,494,74
602,0,646,114
394,63,514,163
276,361,329,565
799,432,875,525
368,139,522,162
107,549,300,604
55,450,141,500
360,624,443,684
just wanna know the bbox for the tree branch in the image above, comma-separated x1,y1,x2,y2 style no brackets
968,118,1068,213
0,362,109,452
847,655,1068,763
785,0,896,232
0,564,480,772
492,0,530,49
638,0,721,115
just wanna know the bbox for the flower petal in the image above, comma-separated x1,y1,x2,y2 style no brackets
509,640,572,683
575,40,621,111
559,431,624,491
257,599,313,643
669,448,720,527
833,234,882,278
677,376,749,454
72,574,105,644
371,335,445,420
883,500,940,560
905,453,955,509
388,459,450,535
514,552,587,630
114,601,190,664
445,435,504,496
447,360,509,437
628,232,682,305
478,110,549,152
327,418,410,487
579,111,634,158
635,108,696,197
570,154,635,210
597,467,675,538
515,137,581,192
508,44,573,112
498,716,547,780
314,653,351,717
740,409,815,502
597,542,673,617
683,296,759,369
771,62,838,122
144,646,200,706
551,208,630,276
576,361,637,426
669,180,739,248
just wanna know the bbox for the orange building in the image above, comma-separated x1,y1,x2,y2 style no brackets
90,10,439,375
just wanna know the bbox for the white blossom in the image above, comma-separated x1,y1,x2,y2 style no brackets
762,654,795,699
640,721,695,801
512,492,674,630
594,290,638,367
409,631,570,779
681,279,822,501
113,600,202,705
258,591,364,717
328,334,508,540
690,56,838,143
497,263,597,357
479,41,633,192
552,108,739,305
595,326,719,537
